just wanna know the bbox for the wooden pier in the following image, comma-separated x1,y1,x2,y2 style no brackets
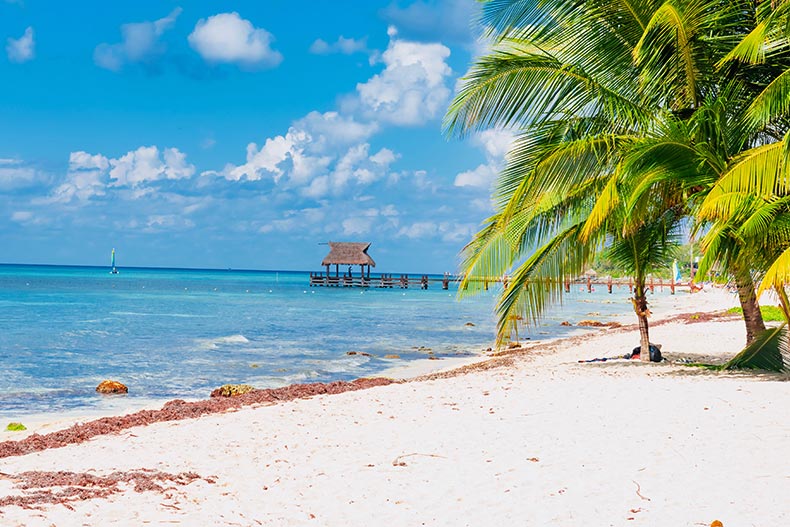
310,273,440,289
311,243,695,293
313,241,453,290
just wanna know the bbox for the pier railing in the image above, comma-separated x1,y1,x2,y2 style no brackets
310,273,439,289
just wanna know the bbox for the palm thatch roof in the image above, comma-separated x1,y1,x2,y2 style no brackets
321,242,376,267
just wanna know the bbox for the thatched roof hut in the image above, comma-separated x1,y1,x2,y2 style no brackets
321,242,376,267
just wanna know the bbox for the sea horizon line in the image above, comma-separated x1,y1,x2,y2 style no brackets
0,262,458,278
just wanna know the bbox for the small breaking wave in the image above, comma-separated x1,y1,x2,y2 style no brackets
110,311,208,318
196,334,251,350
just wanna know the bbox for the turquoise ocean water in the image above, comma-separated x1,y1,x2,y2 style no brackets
0,264,660,418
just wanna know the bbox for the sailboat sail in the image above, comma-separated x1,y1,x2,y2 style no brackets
110,249,118,274
672,259,681,282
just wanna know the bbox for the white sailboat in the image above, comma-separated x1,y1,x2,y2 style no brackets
110,248,119,274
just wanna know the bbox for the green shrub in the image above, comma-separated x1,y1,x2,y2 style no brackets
726,305,786,322
6,422,26,431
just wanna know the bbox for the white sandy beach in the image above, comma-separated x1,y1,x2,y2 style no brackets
1,288,788,526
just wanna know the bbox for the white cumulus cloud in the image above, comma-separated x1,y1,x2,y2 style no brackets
94,9,181,71
454,163,498,188
301,144,398,199
219,111,383,192
454,129,514,188
43,146,195,204
188,12,282,67
110,146,194,186
6,26,34,63
41,151,110,203
223,129,308,182
354,33,452,125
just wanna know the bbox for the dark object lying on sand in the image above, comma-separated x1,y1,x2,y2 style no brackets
578,343,663,363
629,344,663,362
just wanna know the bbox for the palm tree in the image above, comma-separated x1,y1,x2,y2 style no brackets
696,0,790,305
622,87,771,343
445,0,692,358
445,0,787,353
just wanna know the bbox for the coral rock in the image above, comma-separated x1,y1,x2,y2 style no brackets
577,320,606,327
210,384,255,398
384,354,400,359
560,321,572,326
96,380,128,394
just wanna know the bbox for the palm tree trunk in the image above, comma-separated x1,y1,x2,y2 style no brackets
733,263,765,345
632,281,651,362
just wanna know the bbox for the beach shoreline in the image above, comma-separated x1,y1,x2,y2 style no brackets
1,287,788,526
2,286,740,440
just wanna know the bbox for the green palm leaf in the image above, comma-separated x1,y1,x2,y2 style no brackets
723,323,790,372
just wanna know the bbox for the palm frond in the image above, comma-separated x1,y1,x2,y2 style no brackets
723,323,790,372
748,67,790,127
633,1,699,108
758,245,790,296
494,221,593,343
717,21,769,66
701,140,789,219
445,45,648,138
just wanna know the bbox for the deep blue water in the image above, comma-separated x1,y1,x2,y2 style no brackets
0,264,655,418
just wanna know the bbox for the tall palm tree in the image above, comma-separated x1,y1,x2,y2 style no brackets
445,0,690,357
623,86,772,343
445,0,785,353
696,0,790,301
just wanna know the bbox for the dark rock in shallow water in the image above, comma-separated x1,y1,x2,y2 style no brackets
210,384,255,397
96,380,128,394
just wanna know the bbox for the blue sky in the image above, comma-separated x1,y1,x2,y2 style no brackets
0,0,511,273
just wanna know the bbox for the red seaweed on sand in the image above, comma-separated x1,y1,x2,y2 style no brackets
0,469,204,510
0,378,396,460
